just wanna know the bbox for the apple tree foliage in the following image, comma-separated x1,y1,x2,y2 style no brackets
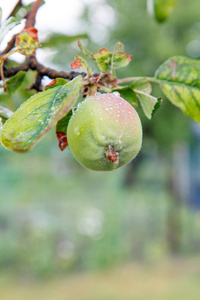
0,0,199,170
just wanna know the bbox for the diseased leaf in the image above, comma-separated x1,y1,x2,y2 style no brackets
114,41,124,52
112,87,138,108
94,48,112,73
0,16,19,44
77,39,95,60
45,78,67,90
15,27,40,56
113,52,132,69
1,76,82,152
155,56,200,123
6,71,26,94
56,132,68,151
71,56,88,70
76,40,132,73
94,48,132,73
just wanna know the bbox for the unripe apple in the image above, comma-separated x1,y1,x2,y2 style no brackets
67,92,142,171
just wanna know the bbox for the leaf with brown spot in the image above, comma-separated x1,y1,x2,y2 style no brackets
77,39,95,60
45,78,67,90
155,56,200,122
71,56,88,70
15,27,40,56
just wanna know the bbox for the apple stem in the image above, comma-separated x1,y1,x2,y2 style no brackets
105,145,119,164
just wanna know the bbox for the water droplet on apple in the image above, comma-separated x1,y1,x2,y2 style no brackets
113,91,120,97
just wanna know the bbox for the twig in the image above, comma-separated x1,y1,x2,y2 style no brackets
4,63,29,77
8,0,22,18
27,73,43,91
2,56,87,88
25,0,43,28
1,35,17,55
1,64,7,92
28,56,86,80
117,76,160,84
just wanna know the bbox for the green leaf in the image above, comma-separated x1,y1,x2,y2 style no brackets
13,3,34,21
153,0,177,22
131,78,159,119
0,8,2,24
77,39,95,60
112,87,138,108
1,76,82,152
151,97,162,118
131,78,152,94
114,41,124,52
0,117,3,137
45,78,67,90
56,109,73,133
137,91,159,119
0,106,13,120
0,16,19,44
6,71,26,94
155,56,200,123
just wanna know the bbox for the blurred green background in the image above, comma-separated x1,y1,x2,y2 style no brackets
1,0,200,299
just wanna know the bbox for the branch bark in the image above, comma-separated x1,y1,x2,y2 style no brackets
3,59,86,89
25,0,43,28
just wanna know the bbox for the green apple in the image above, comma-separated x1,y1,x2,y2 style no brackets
67,92,142,171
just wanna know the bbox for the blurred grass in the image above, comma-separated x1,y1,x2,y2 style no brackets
1,257,200,300
0,131,200,278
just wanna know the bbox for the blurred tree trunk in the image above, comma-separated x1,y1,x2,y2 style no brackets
124,153,143,187
167,143,190,255
167,178,182,254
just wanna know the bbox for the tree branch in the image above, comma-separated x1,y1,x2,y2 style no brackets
25,0,43,28
3,63,29,77
1,35,17,55
28,56,86,80
3,57,87,90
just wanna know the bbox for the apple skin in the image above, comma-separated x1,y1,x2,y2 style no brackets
67,92,142,171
